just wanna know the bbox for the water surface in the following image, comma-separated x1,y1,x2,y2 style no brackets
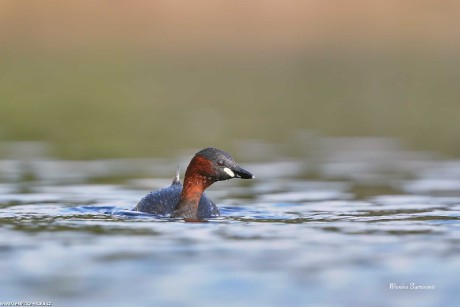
1,138,459,306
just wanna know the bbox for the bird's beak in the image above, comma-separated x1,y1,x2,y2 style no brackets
231,165,254,179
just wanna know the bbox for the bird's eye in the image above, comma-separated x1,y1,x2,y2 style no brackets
217,160,224,166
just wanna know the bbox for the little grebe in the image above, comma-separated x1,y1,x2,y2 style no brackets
133,148,253,220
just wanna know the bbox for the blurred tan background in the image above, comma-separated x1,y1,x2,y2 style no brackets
1,1,459,158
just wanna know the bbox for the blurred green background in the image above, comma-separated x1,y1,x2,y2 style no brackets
1,1,459,158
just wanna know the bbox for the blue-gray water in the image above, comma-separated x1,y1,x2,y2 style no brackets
1,138,459,307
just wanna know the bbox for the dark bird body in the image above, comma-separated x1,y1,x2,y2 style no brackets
134,174,220,218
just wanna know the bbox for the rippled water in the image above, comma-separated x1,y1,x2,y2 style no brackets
1,138,459,306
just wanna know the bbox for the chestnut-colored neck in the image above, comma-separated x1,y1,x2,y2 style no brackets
172,155,214,219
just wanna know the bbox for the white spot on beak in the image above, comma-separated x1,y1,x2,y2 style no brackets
223,167,235,177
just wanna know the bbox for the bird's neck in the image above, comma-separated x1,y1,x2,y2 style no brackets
172,156,214,220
